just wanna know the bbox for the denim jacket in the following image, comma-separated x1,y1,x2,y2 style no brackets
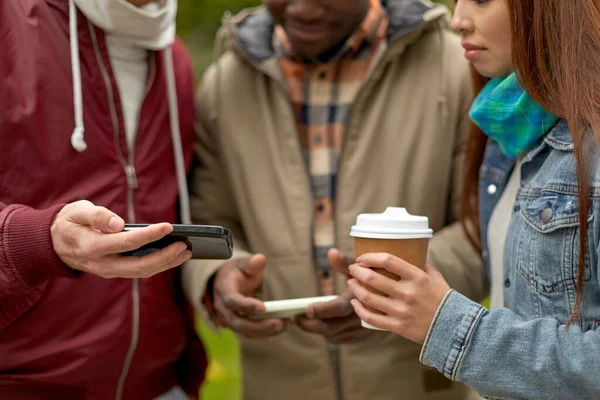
420,119,600,399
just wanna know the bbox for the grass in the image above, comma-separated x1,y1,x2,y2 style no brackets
197,321,242,400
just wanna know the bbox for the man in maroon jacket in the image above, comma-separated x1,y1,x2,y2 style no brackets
0,0,207,399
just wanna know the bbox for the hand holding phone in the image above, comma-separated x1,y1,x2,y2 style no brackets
51,201,192,279
211,255,289,338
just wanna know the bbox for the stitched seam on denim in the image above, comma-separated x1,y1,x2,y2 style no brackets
516,266,590,293
544,136,574,150
419,289,455,365
451,305,486,381
480,168,507,182
521,212,580,232
442,298,477,377
520,211,594,233
519,185,600,197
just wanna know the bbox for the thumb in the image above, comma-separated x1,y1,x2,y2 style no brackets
68,201,124,233
328,248,351,277
242,253,267,278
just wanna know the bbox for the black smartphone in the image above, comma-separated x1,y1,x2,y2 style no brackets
121,224,233,260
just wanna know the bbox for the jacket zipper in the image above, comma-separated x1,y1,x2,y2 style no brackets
88,22,140,400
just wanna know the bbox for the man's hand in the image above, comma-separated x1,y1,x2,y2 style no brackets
212,254,287,339
51,200,192,278
296,248,375,344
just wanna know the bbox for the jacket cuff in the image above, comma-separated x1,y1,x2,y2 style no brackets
419,289,486,380
202,274,222,328
4,204,76,286
182,249,251,332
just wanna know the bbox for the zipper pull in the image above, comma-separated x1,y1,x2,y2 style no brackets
125,165,138,190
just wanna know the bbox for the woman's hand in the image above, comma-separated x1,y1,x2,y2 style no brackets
347,252,451,344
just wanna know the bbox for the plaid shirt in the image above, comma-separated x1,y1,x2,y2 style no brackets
275,0,389,295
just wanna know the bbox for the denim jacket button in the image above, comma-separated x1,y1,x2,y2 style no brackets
487,184,498,195
504,278,511,288
540,207,554,224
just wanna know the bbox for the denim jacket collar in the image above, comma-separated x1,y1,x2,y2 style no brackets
543,119,573,151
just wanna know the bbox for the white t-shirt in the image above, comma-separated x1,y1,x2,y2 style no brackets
106,37,149,152
487,159,522,310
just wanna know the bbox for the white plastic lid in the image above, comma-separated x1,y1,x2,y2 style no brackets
349,207,433,239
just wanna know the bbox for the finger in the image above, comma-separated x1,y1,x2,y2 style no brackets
356,253,422,281
66,201,125,233
96,223,174,255
100,241,189,278
221,292,266,315
144,249,193,277
347,279,398,316
350,299,396,332
295,316,327,335
216,302,285,338
328,248,352,277
307,296,354,319
237,254,267,279
348,264,399,297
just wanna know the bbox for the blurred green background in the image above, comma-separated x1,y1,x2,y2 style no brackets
177,0,455,79
175,1,456,399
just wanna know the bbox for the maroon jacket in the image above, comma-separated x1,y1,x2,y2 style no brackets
0,1,206,399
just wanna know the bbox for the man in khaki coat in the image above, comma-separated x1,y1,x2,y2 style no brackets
184,0,487,399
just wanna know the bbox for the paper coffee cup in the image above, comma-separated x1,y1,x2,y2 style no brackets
350,207,433,330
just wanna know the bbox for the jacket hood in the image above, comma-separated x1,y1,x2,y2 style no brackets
228,0,450,64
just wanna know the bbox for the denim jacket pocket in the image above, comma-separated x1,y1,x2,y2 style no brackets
518,192,592,294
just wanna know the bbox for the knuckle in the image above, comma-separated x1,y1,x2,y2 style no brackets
119,236,134,251
396,306,410,319
365,270,377,284
400,289,416,305
416,273,429,287
363,313,376,325
92,208,107,225
132,264,148,278
383,253,395,265
80,241,97,259
222,295,235,309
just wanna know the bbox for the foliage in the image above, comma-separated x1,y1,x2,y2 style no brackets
177,0,454,36
177,0,454,78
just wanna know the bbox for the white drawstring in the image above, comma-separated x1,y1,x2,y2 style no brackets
69,1,188,222
69,0,87,152
164,47,192,225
